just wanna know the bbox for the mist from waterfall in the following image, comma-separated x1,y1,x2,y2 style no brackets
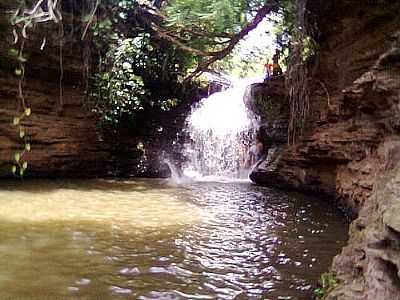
182,77,262,180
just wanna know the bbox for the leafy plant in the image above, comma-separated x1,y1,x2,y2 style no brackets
91,37,149,127
11,108,32,177
314,273,339,300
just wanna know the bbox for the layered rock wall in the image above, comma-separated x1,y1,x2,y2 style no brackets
251,0,400,216
0,0,194,178
0,1,114,178
249,1,400,298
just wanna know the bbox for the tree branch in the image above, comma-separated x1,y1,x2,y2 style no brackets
151,24,211,56
175,26,234,39
182,0,280,81
127,1,280,81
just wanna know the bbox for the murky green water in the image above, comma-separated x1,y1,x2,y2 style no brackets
0,179,348,300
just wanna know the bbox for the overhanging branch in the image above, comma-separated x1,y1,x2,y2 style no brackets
114,0,280,81
184,0,280,81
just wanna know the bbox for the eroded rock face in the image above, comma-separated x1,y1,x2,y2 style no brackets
250,0,400,216
246,78,290,184
248,1,400,298
328,160,400,300
0,74,174,178
0,76,111,178
0,1,118,178
0,1,195,179
326,37,400,298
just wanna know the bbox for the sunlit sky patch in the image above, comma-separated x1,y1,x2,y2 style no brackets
228,15,280,77
237,18,277,58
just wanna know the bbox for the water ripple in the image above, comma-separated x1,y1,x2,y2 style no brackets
0,179,348,300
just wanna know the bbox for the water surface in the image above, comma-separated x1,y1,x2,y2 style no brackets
0,179,348,299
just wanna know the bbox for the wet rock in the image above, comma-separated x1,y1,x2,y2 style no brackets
247,2,400,298
245,79,288,121
249,145,286,185
244,78,289,145
249,2,400,215
328,163,400,300
246,78,290,184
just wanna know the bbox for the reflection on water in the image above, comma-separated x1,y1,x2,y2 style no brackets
0,179,348,299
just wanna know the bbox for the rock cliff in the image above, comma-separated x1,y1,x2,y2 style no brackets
0,1,200,179
251,1,400,216
249,0,400,298
328,160,400,300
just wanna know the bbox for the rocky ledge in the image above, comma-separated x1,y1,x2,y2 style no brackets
248,1,400,298
0,75,174,178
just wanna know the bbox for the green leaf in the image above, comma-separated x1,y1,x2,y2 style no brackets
19,129,25,138
17,55,27,63
82,14,92,22
15,69,22,76
11,165,17,174
25,108,31,116
25,143,31,151
22,161,28,170
13,117,20,126
8,48,19,57
14,153,21,162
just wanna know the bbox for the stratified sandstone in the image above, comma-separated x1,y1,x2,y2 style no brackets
249,1,400,298
0,1,193,179
327,162,400,300
251,1,400,216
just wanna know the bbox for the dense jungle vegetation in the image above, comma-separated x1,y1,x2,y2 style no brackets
5,0,305,127
1,0,314,176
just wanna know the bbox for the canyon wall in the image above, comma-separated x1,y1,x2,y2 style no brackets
0,1,201,179
251,0,400,216
249,1,400,298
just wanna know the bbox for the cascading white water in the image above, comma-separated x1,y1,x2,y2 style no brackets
183,77,261,179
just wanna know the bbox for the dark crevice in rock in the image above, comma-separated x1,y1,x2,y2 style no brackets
376,258,400,289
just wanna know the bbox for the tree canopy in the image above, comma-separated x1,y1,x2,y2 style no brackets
9,0,298,128
159,0,280,79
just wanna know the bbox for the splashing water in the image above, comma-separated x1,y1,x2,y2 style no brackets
183,77,261,179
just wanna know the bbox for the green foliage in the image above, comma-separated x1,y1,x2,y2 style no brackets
90,29,185,127
161,0,296,77
165,0,248,34
301,36,319,62
274,0,296,46
314,273,339,300
274,0,319,66
11,108,32,178
160,98,178,111
91,15,119,48
163,0,267,58
91,37,149,127
85,0,201,129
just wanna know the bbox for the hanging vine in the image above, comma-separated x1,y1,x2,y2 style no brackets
9,0,63,176
286,0,318,144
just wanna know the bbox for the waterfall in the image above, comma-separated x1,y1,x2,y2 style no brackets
164,159,184,184
182,77,261,180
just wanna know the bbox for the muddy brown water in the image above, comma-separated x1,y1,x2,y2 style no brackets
0,179,348,299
